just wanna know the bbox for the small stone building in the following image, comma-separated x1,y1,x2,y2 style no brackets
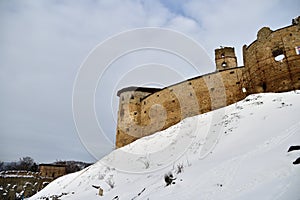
39,164,66,179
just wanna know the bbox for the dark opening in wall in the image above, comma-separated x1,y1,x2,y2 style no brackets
188,82,192,85
157,94,159,97
130,95,134,99
236,81,240,84
272,48,285,62
272,48,284,57
172,100,175,103
144,101,146,105
262,82,267,92
222,62,227,67
190,93,193,96
122,96,124,101
230,71,235,74
210,88,215,92
221,53,225,58
126,128,129,132
144,111,147,113
134,111,137,115
120,108,124,118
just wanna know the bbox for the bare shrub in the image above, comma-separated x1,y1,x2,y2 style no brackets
176,163,184,174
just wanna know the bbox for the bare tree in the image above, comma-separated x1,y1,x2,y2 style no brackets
19,157,35,170
0,161,4,171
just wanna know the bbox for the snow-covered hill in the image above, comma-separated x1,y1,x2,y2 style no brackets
30,91,300,200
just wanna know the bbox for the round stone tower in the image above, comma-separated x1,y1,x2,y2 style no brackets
116,87,161,148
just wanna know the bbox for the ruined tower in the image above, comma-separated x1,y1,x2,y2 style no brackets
242,20,300,94
215,47,238,71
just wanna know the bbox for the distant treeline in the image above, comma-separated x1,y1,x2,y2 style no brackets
0,157,93,173
0,157,38,172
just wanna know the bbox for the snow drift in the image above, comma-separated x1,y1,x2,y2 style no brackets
30,91,300,200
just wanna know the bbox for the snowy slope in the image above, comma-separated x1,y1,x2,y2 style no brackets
30,91,300,200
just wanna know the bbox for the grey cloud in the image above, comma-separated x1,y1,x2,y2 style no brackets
0,0,298,162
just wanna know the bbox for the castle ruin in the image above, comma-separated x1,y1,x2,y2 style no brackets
39,164,66,179
116,17,300,148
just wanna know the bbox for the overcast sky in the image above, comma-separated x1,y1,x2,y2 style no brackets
0,0,299,163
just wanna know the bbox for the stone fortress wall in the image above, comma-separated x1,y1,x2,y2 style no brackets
116,17,300,148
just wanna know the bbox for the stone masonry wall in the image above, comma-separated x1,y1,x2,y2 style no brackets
39,165,66,179
139,67,245,137
116,90,153,148
116,18,300,148
116,67,246,148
